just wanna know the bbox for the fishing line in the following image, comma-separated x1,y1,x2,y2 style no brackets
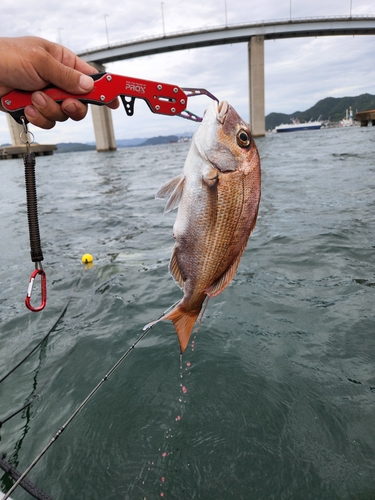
1,301,179,500
0,396,38,429
0,375,54,429
0,276,81,385
0,284,81,499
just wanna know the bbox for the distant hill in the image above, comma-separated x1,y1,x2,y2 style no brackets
86,138,147,147
139,135,179,146
116,138,147,147
55,142,95,153
53,135,185,154
265,93,375,130
88,136,180,147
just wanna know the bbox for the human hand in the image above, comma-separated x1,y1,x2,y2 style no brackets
0,36,119,129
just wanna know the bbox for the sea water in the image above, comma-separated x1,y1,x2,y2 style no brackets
0,126,374,499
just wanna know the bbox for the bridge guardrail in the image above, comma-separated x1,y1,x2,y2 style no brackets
76,15,375,56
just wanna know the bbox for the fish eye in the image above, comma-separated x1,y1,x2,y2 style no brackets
236,129,251,148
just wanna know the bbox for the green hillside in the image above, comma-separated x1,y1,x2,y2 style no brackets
139,135,178,146
265,93,375,130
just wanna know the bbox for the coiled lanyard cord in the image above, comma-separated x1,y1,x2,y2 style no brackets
20,117,47,312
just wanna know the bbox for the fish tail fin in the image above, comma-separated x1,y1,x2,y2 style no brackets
143,296,206,354
144,302,201,353
164,305,201,353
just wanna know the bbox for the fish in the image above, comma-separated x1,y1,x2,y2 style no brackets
145,100,261,353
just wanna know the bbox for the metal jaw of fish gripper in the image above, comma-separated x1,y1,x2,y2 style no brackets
179,88,219,122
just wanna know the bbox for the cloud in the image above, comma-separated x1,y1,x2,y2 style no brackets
265,35,375,114
0,0,375,143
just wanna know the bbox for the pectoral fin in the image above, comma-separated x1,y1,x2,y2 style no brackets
156,174,185,213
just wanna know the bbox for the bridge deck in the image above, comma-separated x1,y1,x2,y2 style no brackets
77,16,375,64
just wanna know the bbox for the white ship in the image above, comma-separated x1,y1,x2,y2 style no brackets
275,117,322,133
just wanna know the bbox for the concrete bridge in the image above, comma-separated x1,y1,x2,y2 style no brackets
8,16,375,150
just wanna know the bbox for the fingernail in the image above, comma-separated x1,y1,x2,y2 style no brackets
63,102,77,115
32,92,46,107
79,74,93,92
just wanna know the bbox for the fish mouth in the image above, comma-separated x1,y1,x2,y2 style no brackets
215,100,229,123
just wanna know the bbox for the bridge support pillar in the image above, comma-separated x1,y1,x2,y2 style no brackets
89,62,117,152
90,104,116,152
248,36,265,137
6,114,24,145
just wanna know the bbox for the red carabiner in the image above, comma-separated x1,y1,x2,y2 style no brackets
25,268,47,312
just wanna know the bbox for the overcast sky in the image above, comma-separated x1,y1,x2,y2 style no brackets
1,0,375,144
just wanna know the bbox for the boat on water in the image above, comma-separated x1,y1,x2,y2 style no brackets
275,117,322,133
340,106,356,127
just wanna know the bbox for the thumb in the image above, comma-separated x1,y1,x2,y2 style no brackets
39,53,95,94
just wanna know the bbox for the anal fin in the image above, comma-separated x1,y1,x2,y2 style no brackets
169,248,185,289
205,253,243,297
